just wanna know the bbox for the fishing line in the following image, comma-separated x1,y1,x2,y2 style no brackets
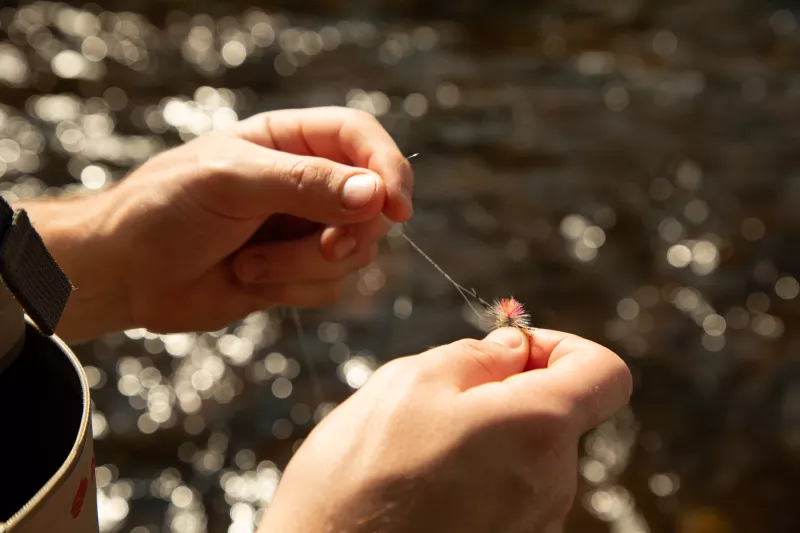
385,154,491,321
381,213,488,320
290,307,324,406
291,153,496,407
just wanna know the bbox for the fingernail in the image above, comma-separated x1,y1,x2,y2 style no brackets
239,255,269,282
333,236,357,260
485,328,524,349
342,174,378,210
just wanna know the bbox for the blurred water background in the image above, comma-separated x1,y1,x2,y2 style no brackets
2,1,800,532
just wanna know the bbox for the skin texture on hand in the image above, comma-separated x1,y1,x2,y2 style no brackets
259,327,632,533
16,107,413,343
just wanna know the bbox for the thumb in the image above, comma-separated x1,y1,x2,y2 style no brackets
429,328,531,391
265,148,387,223
209,139,387,224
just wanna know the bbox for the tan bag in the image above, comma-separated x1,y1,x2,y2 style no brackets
0,197,98,532
0,318,98,533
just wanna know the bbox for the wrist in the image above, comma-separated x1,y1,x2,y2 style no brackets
14,192,133,343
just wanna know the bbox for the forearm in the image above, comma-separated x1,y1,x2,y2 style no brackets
13,193,132,343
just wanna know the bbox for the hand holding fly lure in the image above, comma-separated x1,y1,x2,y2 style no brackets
385,154,535,334
295,154,534,406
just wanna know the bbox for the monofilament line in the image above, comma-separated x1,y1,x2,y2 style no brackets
290,307,324,406
388,153,490,321
382,213,487,321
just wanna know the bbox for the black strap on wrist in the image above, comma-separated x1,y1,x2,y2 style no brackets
0,196,72,336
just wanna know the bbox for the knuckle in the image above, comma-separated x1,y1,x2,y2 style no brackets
375,355,427,388
193,137,242,179
451,338,487,354
286,157,326,192
252,111,271,130
448,338,498,379
371,357,414,390
341,106,376,122
287,156,340,196
198,152,238,180
356,109,380,125
341,106,381,128
318,105,346,115
374,357,406,380
319,105,376,127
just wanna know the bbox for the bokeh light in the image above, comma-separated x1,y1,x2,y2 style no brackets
2,1,800,532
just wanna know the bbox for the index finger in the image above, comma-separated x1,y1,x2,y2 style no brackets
234,107,414,222
504,329,633,434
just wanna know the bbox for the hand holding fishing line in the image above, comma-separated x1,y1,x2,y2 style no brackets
15,106,413,342
260,326,631,533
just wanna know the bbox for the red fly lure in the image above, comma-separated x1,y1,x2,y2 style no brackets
483,297,534,332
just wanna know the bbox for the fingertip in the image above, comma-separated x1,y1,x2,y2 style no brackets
525,329,554,370
611,353,634,404
320,215,390,264
486,327,536,375
319,226,349,262
505,330,633,432
383,194,413,223
526,328,590,368
484,327,526,350
232,248,267,283
395,153,415,195
376,154,414,223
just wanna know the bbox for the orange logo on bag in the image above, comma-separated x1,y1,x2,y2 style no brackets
71,477,88,518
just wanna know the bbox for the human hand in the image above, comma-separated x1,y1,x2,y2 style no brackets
20,107,413,342
259,327,632,533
